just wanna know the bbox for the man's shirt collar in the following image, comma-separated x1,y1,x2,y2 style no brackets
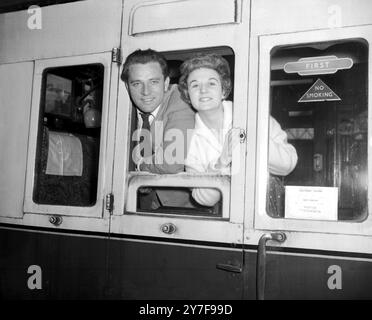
136,104,161,127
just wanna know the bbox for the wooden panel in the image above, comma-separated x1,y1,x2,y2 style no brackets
129,0,240,35
0,0,122,63
0,62,33,218
252,0,372,36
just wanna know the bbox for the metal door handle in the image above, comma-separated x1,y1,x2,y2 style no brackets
216,262,242,273
256,232,286,300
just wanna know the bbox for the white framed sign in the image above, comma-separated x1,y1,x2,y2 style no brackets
285,186,338,221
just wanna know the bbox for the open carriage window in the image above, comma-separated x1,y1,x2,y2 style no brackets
126,46,235,217
267,39,368,221
33,64,104,207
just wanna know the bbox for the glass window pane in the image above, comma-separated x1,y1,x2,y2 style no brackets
126,47,235,216
136,186,222,216
33,64,104,206
267,39,368,221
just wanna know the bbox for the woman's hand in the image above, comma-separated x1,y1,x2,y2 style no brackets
216,128,240,169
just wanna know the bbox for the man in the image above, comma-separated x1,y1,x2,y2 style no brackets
121,49,195,210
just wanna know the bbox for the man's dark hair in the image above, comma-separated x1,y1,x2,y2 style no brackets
121,49,169,83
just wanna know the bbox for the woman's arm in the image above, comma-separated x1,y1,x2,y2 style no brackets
185,138,222,207
269,116,298,175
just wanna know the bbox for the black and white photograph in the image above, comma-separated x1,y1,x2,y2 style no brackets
0,0,372,307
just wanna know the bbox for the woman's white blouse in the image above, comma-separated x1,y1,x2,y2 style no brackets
185,101,298,206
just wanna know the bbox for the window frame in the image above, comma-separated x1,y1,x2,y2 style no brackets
113,45,244,242
110,0,251,243
24,53,113,218
255,26,372,236
125,172,231,219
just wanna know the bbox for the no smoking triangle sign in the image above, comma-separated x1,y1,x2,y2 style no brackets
298,78,341,103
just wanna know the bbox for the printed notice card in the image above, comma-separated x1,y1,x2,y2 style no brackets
285,186,338,221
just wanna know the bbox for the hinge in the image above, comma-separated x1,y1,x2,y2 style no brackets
105,193,114,213
112,47,121,64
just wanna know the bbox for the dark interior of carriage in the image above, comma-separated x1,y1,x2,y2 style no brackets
33,64,103,206
268,39,368,221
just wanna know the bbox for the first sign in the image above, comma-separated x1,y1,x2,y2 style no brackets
284,55,353,76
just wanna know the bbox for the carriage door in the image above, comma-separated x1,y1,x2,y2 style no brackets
251,25,372,299
108,0,250,299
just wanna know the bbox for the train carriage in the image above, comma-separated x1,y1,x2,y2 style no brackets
1,0,372,299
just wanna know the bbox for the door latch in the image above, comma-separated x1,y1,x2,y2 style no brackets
216,262,242,273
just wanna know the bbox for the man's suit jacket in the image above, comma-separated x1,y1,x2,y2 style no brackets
138,84,196,208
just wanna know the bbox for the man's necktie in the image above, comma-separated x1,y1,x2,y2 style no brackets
140,112,151,132
139,112,151,157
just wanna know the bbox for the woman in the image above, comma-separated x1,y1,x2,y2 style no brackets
179,53,297,207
